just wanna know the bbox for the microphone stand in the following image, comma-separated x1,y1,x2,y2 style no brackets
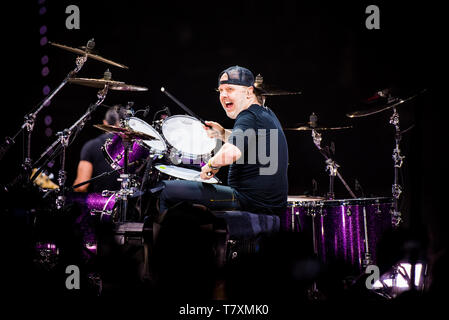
31,83,110,209
0,39,94,167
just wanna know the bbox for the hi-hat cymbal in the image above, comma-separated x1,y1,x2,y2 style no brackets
254,74,301,96
68,77,148,91
284,125,352,131
49,41,128,69
346,89,426,118
94,124,157,140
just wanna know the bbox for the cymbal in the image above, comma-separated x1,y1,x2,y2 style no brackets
68,77,148,91
49,41,128,69
253,74,301,96
93,124,158,140
284,125,352,131
346,89,426,118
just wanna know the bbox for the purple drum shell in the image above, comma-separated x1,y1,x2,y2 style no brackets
66,192,116,212
283,197,393,273
103,135,150,173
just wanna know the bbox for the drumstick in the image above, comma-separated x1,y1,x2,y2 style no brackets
160,87,212,129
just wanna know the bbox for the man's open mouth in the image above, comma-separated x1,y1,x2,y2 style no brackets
224,101,234,109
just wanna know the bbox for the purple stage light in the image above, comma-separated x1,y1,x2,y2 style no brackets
45,127,53,137
39,25,47,35
41,66,50,77
43,85,50,95
44,115,52,126
40,36,48,46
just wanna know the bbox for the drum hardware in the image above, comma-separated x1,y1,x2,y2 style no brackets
309,113,356,200
32,81,111,209
286,113,355,199
346,207,352,217
49,39,129,69
362,206,373,267
0,39,98,173
347,89,427,227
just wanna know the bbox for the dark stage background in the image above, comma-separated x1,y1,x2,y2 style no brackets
1,1,440,237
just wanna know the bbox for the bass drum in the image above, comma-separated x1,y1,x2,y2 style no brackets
283,196,394,273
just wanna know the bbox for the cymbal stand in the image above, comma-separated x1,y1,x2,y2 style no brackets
389,105,404,227
32,84,110,209
311,129,356,199
0,39,94,165
118,138,132,222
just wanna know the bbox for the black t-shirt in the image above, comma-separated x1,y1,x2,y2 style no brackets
228,104,288,215
80,133,120,193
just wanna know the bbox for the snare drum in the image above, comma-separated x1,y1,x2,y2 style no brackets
161,115,216,165
102,117,166,173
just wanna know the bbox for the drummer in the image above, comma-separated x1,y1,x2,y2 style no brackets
73,106,123,193
157,66,288,218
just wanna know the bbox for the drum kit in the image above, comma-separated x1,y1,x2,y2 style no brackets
0,39,426,296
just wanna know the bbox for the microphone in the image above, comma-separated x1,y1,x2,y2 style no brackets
309,112,317,128
355,179,365,197
143,106,151,117
86,38,95,51
164,106,171,116
312,179,318,196
377,88,390,98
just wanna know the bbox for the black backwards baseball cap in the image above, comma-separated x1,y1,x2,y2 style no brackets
218,65,255,88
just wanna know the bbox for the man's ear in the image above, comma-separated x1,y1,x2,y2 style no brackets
103,119,108,125
247,86,254,98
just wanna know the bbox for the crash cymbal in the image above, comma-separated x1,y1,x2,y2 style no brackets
346,89,426,118
93,124,157,140
49,41,128,69
284,125,352,131
68,77,148,91
254,74,301,96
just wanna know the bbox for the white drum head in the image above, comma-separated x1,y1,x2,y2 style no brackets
161,115,216,156
127,117,166,154
155,164,218,184
288,195,325,202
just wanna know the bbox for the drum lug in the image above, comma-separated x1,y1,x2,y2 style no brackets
346,207,352,217
362,252,373,268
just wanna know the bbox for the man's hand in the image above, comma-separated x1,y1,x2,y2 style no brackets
203,121,225,141
200,162,219,180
